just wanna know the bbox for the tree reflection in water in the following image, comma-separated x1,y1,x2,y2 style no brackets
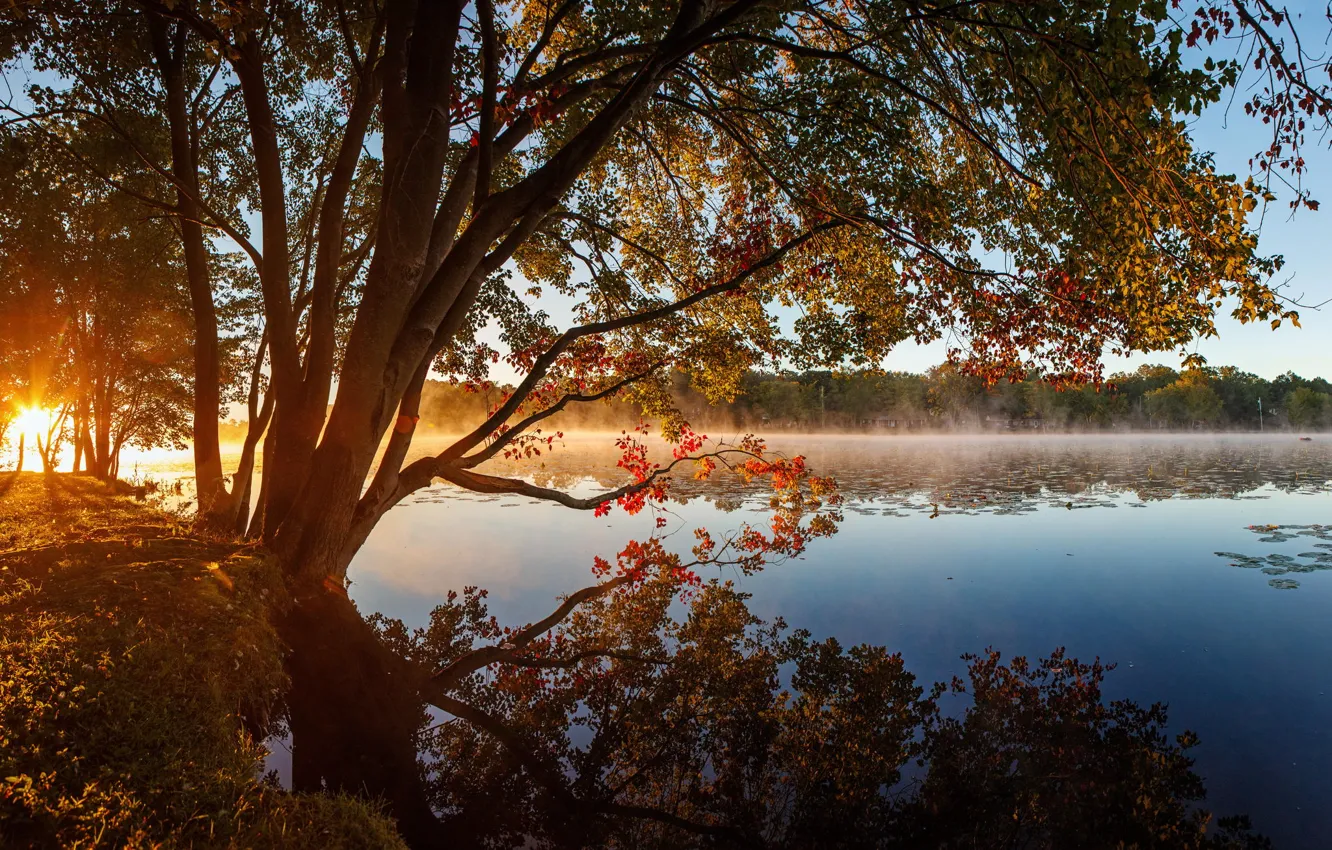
279,573,1271,849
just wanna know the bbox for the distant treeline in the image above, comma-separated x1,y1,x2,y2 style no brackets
279,364,1330,438
668,364,1332,432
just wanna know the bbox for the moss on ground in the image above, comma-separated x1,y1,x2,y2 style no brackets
0,473,407,849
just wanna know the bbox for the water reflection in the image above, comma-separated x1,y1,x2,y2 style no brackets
124,433,1332,516
123,436,1331,844
280,580,1271,849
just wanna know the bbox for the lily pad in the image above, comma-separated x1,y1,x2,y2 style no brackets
1215,552,1266,568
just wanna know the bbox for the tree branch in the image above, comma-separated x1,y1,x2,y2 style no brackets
473,0,498,209
439,222,837,464
458,363,666,469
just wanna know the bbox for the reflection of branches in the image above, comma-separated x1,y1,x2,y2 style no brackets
433,573,637,690
424,687,757,846
308,560,1266,849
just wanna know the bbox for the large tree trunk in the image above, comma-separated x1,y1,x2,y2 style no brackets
267,5,466,576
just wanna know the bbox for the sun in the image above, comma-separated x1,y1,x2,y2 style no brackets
12,407,54,440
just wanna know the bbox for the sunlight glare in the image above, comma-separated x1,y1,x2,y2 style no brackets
13,406,54,440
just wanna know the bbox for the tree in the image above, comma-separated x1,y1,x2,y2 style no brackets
3,0,1297,578
925,364,985,425
1211,366,1268,429
0,1,1307,832
0,129,195,479
1285,387,1328,430
753,378,806,426
1146,371,1224,429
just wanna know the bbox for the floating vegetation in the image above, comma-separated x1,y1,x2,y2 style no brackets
1215,552,1266,568
1216,524,1332,589
400,436,1332,524
1245,523,1332,542
400,437,1332,596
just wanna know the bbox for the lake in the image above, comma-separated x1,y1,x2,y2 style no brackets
130,433,1332,847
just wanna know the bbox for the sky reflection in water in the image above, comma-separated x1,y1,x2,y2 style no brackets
334,434,1332,848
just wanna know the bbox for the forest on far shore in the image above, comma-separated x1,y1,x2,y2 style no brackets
377,363,1332,436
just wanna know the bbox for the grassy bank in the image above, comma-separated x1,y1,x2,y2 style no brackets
0,472,406,849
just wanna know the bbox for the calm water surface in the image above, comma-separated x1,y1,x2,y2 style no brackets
134,434,1332,847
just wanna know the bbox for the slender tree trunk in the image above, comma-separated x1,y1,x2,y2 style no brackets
246,427,276,539
229,35,310,536
93,373,112,480
73,313,89,474
15,433,23,474
229,389,273,535
75,395,91,475
232,465,254,536
148,15,227,522
80,426,97,477
71,414,83,474
36,436,52,474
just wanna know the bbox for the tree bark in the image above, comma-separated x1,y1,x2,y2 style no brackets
268,0,466,578
72,312,88,475
147,15,227,520
92,367,112,481
229,387,273,535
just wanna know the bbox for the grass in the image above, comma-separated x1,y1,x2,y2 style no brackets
0,472,407,849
